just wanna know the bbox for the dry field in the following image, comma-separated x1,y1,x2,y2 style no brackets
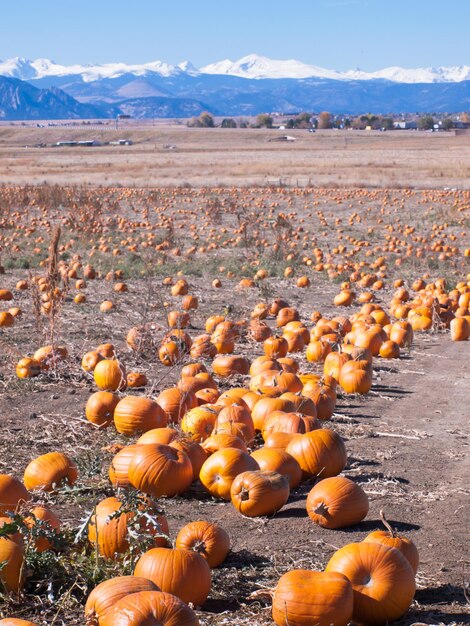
0,126,470,188
0,182,469,626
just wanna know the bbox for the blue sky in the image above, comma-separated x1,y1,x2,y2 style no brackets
1,0,469,69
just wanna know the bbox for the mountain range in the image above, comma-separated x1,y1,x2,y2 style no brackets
1,54,470,120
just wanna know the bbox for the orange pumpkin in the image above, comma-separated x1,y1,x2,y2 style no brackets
85,391,120,428
100,590,200,626
23,452,78,492
286,429,347,479
175,520,230,568
306,476,369,529
114,396,167,436
128,444,193,497
85,576,159,624
230,470,290,517
199,448,259,501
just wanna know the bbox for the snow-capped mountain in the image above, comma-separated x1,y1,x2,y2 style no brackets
1,54,470,84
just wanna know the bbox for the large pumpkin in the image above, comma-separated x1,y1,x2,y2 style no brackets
85,391,120,428
156,388,197,424
101,590,200,626
88,496,169,559
325,541,416,624
85,576,159,623
114,396,167,436
175,520,230,568
199,448,259,501
286,429,347,479
109,444,145,488
250,447,302,489
0,537,24,592
272,569,353,626
23,452,78,492
230,470,290,517
134,548,211,606
94,359,127,391
128,444,193,497
0,474,30,513
306,476,369,529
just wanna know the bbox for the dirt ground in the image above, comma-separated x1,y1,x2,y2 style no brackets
0,184,469,624
0,126,470,188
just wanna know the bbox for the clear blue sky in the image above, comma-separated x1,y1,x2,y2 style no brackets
1,0,469,70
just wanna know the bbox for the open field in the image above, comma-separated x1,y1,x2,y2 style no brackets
0,183,469,625
1,126,470,188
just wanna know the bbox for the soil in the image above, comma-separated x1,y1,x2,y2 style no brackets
0,184,469,624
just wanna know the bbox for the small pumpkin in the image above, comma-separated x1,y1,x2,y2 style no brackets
94,359,127,391
114,396,167,436
230,470,290,517
85,391,119,428
199,448,259,501
23,452,78,492
306,476,369,529
128,444,193,497
175,520,230,568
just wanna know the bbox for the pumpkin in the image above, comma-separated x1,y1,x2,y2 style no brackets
181,405,220,441
156,388,197,424
94,359,127,391
0,537,24,592
325,541,416,624
199,448,259,501
339,361,372,395
134,547,211,606
109,444,146,488
272,570,353,626
181,363,208,378
23,452,78,492
0,474,30,513
303,384,336,421
363,510,419,574
263,432,296,449
231,470,290,517
81,350,104,372
262,412,320,439
286,429,347,479
250,447,301,488
101,590,200,626
114,396,167,436
137,427,179,445
88,497,169,559
175,520,230,568
33,345,68,370
159,341,181,366
264,336,289,358
97,343,116,358
85,576,159,624
127,372,148,388
201,433,248,455
212,355,250,377
306,476,369,528
450,316,470,341
169,439,208,481
251,397,295,432
85,391,120,428
128,444,193,497
276,307,300,327
24,505,60,552
15,357,41,379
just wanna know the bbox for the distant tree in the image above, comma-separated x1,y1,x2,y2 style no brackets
256,114,274,128
239,119,248,128
317,111,332,129
286,118,295,129
418,115,435,130
187,116,202,128
343,118,352,128
187,112,215,128
441,118,454,130
221,118,237,128
381,117,395,130
460,112,470,123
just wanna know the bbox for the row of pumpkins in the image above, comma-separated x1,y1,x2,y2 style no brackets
3,292,432,625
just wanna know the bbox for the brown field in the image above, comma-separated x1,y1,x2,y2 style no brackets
0,175,469,623
0,125,470,188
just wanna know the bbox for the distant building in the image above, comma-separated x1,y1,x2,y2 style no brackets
393,121,418,130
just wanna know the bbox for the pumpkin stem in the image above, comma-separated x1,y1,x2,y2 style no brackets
314,501,329,517
192,540,207,554
240,487,250,502
249,587,275,600
379,509,396,537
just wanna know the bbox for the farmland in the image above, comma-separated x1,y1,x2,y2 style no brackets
0,151,469,625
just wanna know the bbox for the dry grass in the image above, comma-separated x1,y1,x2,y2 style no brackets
0,126,470,188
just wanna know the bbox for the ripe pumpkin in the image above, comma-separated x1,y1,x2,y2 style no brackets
94,359,127,391
363,511,419,574
24,505,60,552
169,439,208,481
325,541,416,624
114,396,167,436
134,547,211,606
0,619,39,626
306,476,369,529
272,570,353,626
137,427,179,445
128,444,193,497
175,520,230,568
0,537,24,592
230,470,290,517
85,576,159,624
81,350,104,372
181,405,220,441
212,355,250,377
199,448,259,501
156,388,197,424
109,444,146,488
23,452,78,492
201,433,248,455
0,474,30,513
262,412,320,439
85,391,120,428
88,496,169,559
250,447,302,489
101,590,200,626
286,429,347,479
